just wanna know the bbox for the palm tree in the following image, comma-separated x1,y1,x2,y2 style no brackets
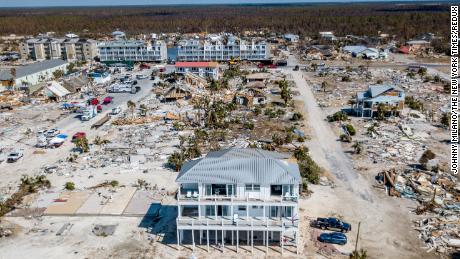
139,104,148,117
352,141,363,154
321,81,328,92
74,136,89,153
376,103,388,120
278,80,291,106
350,249,367,259
127,100,136,119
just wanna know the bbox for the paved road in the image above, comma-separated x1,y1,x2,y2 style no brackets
390,53,450,81
283,53,374,202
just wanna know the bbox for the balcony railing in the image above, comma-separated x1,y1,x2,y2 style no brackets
177,192,298,203
177,216,299,230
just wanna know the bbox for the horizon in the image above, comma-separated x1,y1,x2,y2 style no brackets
0,0,450,8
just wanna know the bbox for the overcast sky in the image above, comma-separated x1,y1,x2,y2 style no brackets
0,0,433,8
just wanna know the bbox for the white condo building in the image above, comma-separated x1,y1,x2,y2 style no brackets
176,148,300,254
177,36,270,62
97,40,167,62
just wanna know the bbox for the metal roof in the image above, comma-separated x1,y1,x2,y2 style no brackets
357,84,404,102
176,148,301,185
0,60,68,81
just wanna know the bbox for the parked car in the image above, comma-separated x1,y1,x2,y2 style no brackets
45,128,60,138
7,151,23,163
268,64,277,69
111,107,121,115
97,105,102,113
136,74,148,80
72,132,86,142
318,232,347,245
103,96,114,104
313,217,351,232
89,98,99,106
293,65,300,71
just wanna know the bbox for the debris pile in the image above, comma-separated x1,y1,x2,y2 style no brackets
376,168,460,255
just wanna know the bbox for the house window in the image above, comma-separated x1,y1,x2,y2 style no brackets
238,206,246,211
205,205,215,217
245,184,260,192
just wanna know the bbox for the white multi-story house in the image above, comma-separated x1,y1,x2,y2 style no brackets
177,36,270,62
354,84,405,117
20,36,97,61
97,40,167,63
175,62,220,80
176,148,301,254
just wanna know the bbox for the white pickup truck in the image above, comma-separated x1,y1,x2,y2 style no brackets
107,83,136,94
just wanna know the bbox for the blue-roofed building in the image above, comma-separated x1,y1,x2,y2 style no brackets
175,148,300,254
354,84,405,117
284,34,300,43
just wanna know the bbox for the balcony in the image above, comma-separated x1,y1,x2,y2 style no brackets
177,216,299,231
177,193,298,204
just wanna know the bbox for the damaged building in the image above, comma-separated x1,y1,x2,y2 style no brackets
354,84,405,117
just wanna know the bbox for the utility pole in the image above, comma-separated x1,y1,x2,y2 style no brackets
354,221,361,253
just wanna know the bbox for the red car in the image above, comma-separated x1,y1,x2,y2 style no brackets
257,63,265,68
268,64,277,69
97,105,102,113
72,132,86,142
140,63,151,69
89,98,99,106
103,96,113,104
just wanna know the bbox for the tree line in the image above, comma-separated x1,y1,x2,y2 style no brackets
0,3,450,42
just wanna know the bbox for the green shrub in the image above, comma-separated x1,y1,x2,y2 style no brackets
254,106,262,115
340,134,352,142
405,96,424,111
342,75,351,82
298,158,321,184
327,111,348,122
345,124,356,136
294,146,322,185
291,112,303,121
243,121,254,130
65,182,75,190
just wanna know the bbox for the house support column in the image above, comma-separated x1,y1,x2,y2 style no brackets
247,230,249,246
221,218,224,253
281,227,284,255
296,230,299,254
199,230,202,245
176,223,180,250
251,219,254,254
265,230,268,254
231,230,234,246
207,224,210,252
236,221,239,253
192,222,195,251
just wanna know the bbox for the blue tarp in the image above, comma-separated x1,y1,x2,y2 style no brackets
56,134,68,139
